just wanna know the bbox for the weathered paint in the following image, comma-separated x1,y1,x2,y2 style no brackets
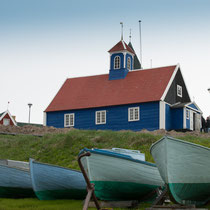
46,102,160,131
0,163,35,198
30,159,86,200
150,136,210,206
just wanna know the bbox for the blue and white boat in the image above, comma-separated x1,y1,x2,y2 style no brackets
0,159,35,198
79,148,164,201
30,159,87,200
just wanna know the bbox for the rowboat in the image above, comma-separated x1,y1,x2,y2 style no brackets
0,159,35,198
79,148,164,201
30,159,87,200
150,136,210,206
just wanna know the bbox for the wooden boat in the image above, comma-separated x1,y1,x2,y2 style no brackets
30,159,87,200
150,136,210,206
79,148,164,201
0,159,35,198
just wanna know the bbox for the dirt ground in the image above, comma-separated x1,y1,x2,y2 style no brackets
0,124,210,138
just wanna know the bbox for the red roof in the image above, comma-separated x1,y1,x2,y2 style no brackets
45,65,176,112
108,40,135,54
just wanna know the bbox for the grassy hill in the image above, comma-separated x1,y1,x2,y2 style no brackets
0,129,210,169
0,129,210,209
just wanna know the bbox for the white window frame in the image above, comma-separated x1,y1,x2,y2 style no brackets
128,107,140,122
127,57,131,70
64,113,75,127
177,85,182,97
95,110,106,125
186,109,190,119
114,56,120,69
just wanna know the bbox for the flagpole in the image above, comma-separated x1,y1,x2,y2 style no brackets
139,20,142,68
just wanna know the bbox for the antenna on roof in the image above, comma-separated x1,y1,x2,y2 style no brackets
129,29,132,42
138,20,142,68
120,22,123,40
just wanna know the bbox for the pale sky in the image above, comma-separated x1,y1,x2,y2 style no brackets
1,0,210,124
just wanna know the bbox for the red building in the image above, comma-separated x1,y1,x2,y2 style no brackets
0,110,17,126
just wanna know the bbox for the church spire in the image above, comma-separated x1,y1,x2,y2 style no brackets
120,22,123,40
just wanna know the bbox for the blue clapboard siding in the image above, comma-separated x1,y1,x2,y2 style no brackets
47,101,160,131
186,111,190,130
165,104,172,131
171,108,183,130
188,103,199,111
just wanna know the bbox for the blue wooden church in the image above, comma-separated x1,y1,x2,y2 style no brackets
44,38,202,131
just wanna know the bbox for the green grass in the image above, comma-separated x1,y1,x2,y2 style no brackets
0,198,151,210
0,129,210,209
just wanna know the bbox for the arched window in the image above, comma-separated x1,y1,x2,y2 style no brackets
127,57,131,70
114,56,120,69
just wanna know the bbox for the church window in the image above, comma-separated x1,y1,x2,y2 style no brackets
114,56,120,69
127,57,131,70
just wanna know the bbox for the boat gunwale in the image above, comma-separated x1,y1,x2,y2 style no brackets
0,162,29,172
29,158,81,174
150,135,210,154
79,148,156,167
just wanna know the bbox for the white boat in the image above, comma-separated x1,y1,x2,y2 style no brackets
79,148,164,201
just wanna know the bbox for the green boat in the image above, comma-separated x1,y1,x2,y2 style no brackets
150,136,210,206
79,148,164,201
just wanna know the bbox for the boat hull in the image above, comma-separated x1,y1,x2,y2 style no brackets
80,149,164,201
0,163,35,198
150,136,210,206
30,159,87,200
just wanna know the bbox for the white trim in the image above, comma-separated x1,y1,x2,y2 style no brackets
183,107,186,129
185,102,203,114
161,64,192,102
186,108,190,120
0,110,17,126
109,50,135,56
123,52,126,68
95,110,106,125
128,107,140,122
159,101,165,129
161,64,180,101
64,113,75,127
43,112,47,126
121,40,126,49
